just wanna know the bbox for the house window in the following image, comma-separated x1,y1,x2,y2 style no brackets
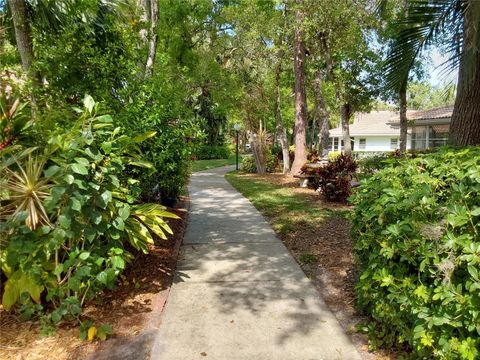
359,138,366,150
390,138,399,150
412,125,449,150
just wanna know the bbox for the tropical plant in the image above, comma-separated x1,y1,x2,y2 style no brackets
351,147,480,358
383,0,480,146
0,151,52,229
0,96,178,331
0,96,29,150
300,154,357,202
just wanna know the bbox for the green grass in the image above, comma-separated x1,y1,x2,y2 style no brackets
191,154,242,172
225,171,348,236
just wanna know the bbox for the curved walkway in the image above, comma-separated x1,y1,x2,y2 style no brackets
152,166,361,360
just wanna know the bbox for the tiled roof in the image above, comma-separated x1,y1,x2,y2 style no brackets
329,111,399,136
389,105,453,122
329,106,453,137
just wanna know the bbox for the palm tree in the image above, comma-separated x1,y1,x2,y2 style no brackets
384,0,480,146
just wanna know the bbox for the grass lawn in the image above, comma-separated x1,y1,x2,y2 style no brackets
225,171,349,237
191,154,242,172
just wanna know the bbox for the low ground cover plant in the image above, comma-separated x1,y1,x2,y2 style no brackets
350,147,480,358
0,97,178,336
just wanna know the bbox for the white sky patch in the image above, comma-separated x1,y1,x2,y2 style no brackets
428,48,458,87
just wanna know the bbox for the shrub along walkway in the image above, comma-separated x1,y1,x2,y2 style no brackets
151,166,361,360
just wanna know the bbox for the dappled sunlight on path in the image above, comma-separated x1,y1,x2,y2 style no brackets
151,166,361,360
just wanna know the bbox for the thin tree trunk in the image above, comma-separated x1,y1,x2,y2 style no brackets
341,103,352,155
399,81,408,152
290,0,308,175
274,61,290,173
449,0,480,146
9,0,33,73
313,69,330,155
144,0,158,78
138,0,159,78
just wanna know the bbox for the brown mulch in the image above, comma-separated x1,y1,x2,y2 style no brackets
0,197,188,360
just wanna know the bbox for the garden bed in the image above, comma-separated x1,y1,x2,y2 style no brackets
0,197,189,360
225,172,396,360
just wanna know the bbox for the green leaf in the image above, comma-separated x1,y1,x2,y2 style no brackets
71,163,89,175
111,256,125,270
133,131,157,143
65,174,75,184
101,142,112,154
58,215,71,228
94,115,113,123
2,279,19,311
79,252,90,261
96,324,113,341
128,160,154,169
71,198,82,212
45,165,61,178
84,95,95,113
97,271,108,285
99,190,112,208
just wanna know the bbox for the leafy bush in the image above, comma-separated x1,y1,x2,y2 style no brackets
119,82,201,206
195,144,230,160
300,154,357,202
357,153,390,178
241,153,278,174
350,147,480,358
0,97,177,331
327,151,342,161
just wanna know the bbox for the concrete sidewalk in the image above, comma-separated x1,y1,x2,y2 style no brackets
151,166,361,360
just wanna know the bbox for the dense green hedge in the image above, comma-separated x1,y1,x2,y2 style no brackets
350,147,480,358
195,144,230,160
241,154,278,173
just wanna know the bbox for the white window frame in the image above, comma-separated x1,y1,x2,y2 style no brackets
390,138,399,150
359,138,366,150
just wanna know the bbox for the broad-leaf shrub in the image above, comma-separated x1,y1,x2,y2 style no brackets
119,82,201,206
301,154,357,202
0,97,178,329
241,153,278,173
350,147,480,358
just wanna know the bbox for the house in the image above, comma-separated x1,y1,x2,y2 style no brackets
328,106,453,152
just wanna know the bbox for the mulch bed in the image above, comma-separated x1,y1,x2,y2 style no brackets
0,197,189,360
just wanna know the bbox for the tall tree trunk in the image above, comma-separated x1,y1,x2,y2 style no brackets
9,0,33,73
274,61,290,173
449,0,480,146
341,103,352,155
144,0,158,78
313,69,330,155
138,0,159,78
290,0,308,175
399,81,408,152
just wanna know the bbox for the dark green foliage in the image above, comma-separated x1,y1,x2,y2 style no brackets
119,81,202,205
350,147,480,358
194,144,230,160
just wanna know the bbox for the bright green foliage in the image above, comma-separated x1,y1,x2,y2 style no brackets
241,154,278,174
0,97,178,326
351,147,480,358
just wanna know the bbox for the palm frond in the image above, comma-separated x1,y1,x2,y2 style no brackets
384,0,466,91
